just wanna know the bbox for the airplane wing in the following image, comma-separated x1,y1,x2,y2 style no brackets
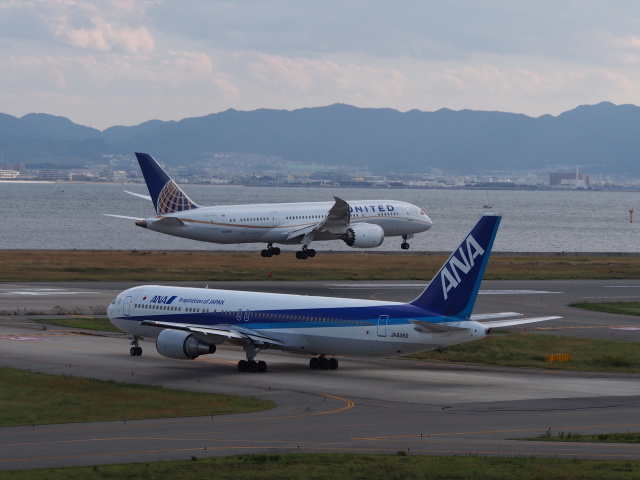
125,190,152,201
285,196,351,243
139,320,286,347
320,196,351,228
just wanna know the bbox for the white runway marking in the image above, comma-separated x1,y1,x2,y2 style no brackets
0,336,50,341
328,284,561,295
479,290,561,295
3,291,91,296
328,283,423,289
0,288,92,296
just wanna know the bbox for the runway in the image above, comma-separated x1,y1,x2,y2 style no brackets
1,280,640,470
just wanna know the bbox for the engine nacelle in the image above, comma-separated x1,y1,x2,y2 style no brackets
155,329,216,360
342,223,385,248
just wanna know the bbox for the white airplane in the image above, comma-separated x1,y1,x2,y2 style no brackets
105,152,433,259
107,214,560,372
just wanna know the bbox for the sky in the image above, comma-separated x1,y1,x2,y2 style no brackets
2,1,640,130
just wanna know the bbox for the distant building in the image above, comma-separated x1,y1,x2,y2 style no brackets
35,170,71,181
1,163,26,174
0,169,19,179
550,171,590,188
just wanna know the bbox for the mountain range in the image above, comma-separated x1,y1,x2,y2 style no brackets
1,102,639,174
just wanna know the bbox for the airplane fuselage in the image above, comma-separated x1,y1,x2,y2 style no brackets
138,199,431,245
108,284,487,358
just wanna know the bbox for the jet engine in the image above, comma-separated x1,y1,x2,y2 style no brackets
155,329,216,360
341,223,385,248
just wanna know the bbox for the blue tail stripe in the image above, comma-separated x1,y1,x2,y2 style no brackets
410,214,501,317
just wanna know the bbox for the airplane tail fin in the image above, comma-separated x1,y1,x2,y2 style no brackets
134,152,199,215
410,214,501,318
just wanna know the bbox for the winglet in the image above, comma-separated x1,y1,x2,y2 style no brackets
134,152,199,215
410,214,501,318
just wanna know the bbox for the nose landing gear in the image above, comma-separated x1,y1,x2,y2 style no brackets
129,335,142,356
401,234,410,250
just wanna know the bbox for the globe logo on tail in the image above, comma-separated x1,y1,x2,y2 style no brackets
156,180,198,215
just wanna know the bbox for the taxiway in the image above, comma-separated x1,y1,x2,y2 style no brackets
0,279,639,469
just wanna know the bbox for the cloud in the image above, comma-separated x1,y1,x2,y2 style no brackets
0,0,156,53
54,19,154,53
246,53,405,99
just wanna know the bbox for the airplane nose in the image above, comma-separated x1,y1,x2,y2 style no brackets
420,210,433,228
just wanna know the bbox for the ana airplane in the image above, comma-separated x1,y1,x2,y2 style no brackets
105,152,432,259
107,214,560,372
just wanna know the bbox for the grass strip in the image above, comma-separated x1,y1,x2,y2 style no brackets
572,302,640,317
1,453,640,479
405,331,640,372
521,431,640,443
0,367,274,426
3,250,640,282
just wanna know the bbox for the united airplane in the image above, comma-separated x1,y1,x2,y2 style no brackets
106,152,432,259
107,214,560,372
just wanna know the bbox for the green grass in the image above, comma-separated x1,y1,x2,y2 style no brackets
522,431,640,443
0,367,274,426
406,331,640,372
35,317,121,332
572,302,640,316
1,453,640,479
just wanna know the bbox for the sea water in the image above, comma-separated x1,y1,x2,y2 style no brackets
1,182,638,253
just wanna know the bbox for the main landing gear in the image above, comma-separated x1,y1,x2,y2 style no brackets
129,335,142,356
295,245,316,260
401,234,410,250
237,343,268,373
309,355,339,370
261,243,281,258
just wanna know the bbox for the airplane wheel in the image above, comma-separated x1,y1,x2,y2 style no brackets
261,249,272,258
130,347,137,356
135,347,142,356
237,360,248,372
329,358,339,370
296,251,308,260
273,247,281,255
319,357,329,370
308,249,316,257
257,360,267,372
309,357,319,369
248,360,259,372
401,243,410,250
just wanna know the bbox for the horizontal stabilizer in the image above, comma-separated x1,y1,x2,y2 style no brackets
125,190,152,201
410,320,468,333
154,216,186,227
480,316,562,328
470,312,522,321
103,214,144,221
